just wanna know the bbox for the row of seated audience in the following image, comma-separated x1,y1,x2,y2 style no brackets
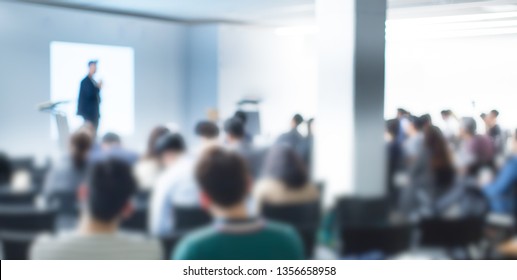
1,112,317,259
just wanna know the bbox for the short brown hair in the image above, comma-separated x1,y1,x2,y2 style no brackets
195,147,249,207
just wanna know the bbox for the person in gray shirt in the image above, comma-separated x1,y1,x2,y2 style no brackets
31,159,162,260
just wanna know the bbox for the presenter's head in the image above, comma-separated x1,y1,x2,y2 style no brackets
88,60,98,76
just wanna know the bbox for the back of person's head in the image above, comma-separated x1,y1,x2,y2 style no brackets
154,132,186,157
224,117,245,139
195,120,220,139
461,117,477,135
263,145,308,189
490,109,499,118
70,131,93,169
292,114,304,127
441,110,452,117
0,152,12,186
196,147,249,208
146,126,170,159
86,159,137,222
386,119,399,138
234,110,247,124
397,108,409,117
420,114,432,127
407,115,424,131
102,132,121,146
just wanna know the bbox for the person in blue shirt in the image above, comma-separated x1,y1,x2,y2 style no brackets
484,129,517,214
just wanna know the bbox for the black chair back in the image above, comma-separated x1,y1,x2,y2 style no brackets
121,206,148,232
0,231,39,260
419,217,485,247
335,197,390,229
174,206,211,232
0,205,56,232
0,190,36,206
262,202,321,259
340,223,413,256
10,157,34,173
48,190,79,216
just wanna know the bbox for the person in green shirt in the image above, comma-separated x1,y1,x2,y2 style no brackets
173,147,304,260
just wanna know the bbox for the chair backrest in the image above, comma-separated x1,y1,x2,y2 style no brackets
340,223,413,257
0,190,36,206
48,190,79,216
173,206,211,232
0,205,56,232
10,157,34,173
0,231,38,260
121,206,148,232
419,217,485,247
335,197,390,229
262,202,321,259
262,201,320,228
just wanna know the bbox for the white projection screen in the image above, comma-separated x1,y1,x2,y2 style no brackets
50,41,134,137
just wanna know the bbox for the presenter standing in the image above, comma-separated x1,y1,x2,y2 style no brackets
77,60,102,132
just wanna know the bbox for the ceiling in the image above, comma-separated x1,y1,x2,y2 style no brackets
12,0,517,25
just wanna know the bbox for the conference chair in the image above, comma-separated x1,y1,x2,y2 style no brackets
419,217,486,249
0,189,36,206
121,206,148,232
0,205,57,260
0,205,57,232
10,156,35,173
335,197,390,229
262,201,321,259
173,206,211,233
339,223,413,257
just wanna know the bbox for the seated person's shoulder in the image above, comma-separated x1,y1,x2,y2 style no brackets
173,226,216,259
261,222,304,259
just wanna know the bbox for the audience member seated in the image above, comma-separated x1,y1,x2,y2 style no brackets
0,152,13,188
30,159,162,260
276,114,307,161
253,145,318,213
173,147,304,260
42,131,92,198
484,129,517,214
149,133,199,237
234,110,253,144
193,120,220,156
134,126,170,190
224,117,263,180
90,132,139,165
457,117,495,177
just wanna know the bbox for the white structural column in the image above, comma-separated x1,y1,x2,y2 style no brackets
315,0,387,204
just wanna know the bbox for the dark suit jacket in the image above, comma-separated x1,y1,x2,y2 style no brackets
77,76,100,122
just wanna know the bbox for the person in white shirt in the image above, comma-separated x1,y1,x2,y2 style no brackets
31,159,162,260
149,133,200,237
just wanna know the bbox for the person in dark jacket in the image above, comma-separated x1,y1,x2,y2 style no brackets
77,60,102,131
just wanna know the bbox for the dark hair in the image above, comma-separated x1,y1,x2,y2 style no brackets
263,145,308,189
490,110,499,117
88,60,97,66
102,132,121,145
307,118,315,136
408,115,425,131
234,110,247,124
87,159,137,222
386,119,399,137
292,114,304,127
0,152,12,186
146,126,170,158
424,127,455,187
70,131,93,169
461,117,477,135
195,120,219,139
224,117,245,138
195,147,248,207
397,108,409,115
480,113,487,120
420,114,432,126
154,133,186,156
441,110,452,117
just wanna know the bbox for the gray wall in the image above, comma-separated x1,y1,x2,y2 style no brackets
0,1,188,158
